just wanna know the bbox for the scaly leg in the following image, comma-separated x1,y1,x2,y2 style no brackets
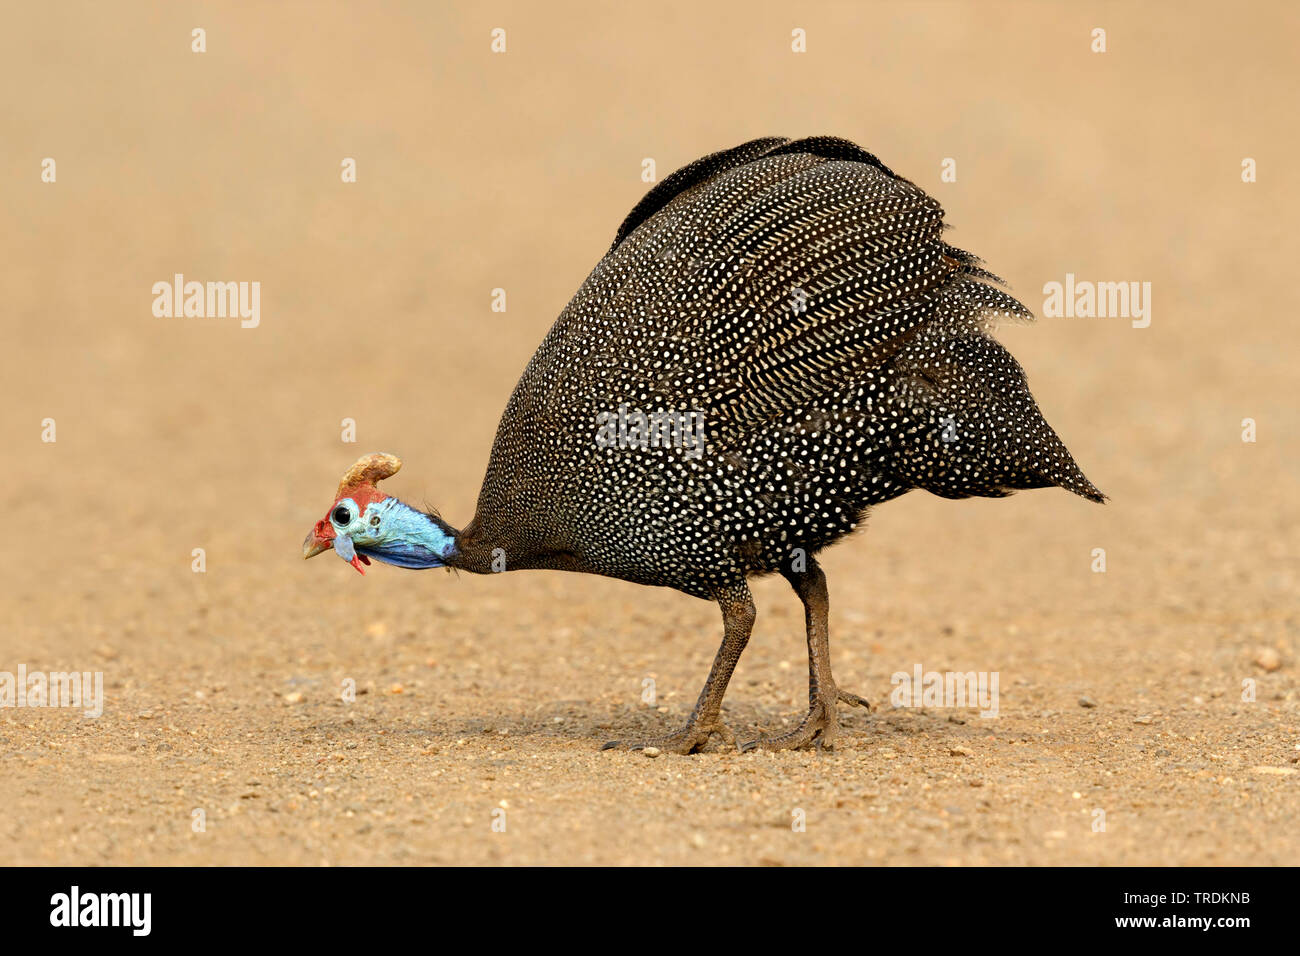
741,558,869,751
602,582,755,754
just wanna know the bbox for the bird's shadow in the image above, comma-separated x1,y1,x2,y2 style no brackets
444,700,948,748
301,696,960,752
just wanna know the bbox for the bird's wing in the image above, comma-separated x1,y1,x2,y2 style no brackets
560,138,1031,436
610,136,792,250
486,138,1036,521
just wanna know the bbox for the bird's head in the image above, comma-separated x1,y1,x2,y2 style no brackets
301,453,456,574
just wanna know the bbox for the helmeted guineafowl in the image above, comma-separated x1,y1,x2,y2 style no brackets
304,136,1103,754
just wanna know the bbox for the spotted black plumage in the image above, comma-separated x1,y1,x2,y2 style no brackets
308,136,1104,753
462,136,1102,601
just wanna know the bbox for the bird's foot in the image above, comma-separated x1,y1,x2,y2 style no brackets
740,699,836,752
740,685,869,753
600,715,735,755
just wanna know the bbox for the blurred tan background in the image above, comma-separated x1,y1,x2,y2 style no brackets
2,1,1296,865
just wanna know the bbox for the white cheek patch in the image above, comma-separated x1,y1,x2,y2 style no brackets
333,534,356,562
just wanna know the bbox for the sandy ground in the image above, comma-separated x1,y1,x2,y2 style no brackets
3,2,1297,866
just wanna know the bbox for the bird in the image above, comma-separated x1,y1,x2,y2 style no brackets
302,135,1103,754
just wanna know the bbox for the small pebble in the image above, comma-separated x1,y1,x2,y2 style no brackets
1254,648,1282,672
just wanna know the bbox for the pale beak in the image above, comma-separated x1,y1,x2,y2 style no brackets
302,524,332,559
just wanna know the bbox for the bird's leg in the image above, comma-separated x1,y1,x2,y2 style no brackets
602,583,754,755
742,558,869,752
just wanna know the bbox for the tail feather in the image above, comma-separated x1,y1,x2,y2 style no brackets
885,319,1105,504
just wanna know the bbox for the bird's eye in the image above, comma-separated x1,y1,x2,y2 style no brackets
332,506,352,526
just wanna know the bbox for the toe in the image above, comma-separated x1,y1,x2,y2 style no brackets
598,723,715,755
836,688,872,710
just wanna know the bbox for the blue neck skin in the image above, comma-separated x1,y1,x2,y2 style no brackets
334,496,458,570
